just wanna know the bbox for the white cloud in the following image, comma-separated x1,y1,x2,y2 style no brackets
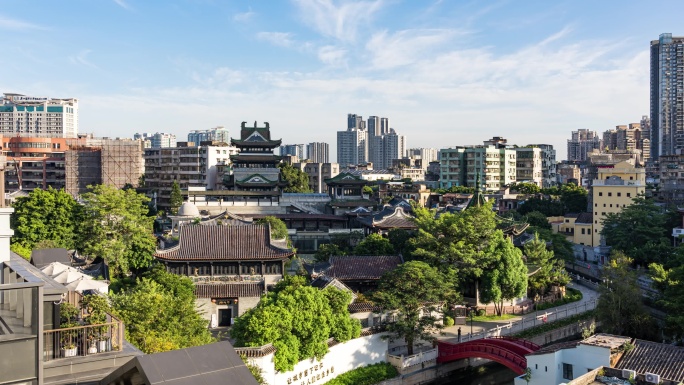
234,9,255,22
0,15,44,31
256,32,295,48
292,0,384,42
365,29,467,70
113,0,132,11
69,50,99,69
317,45,347,66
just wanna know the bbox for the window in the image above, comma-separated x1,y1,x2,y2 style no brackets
581,229,585,234
563,363,573,380
608,192,612,197
610,204,613,207
603,204,606,207
627,193,631,197
617,192,621,197
602,212,605,215
599,192,603,196
594,203,597,207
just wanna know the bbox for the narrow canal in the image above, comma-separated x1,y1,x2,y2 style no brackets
430,362,517,385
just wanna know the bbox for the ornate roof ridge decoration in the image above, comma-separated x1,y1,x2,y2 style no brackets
358,205,417,230
466,172,487,209
154,225,294,261
324,172,368,185
231,121,282,147
237,173,277,184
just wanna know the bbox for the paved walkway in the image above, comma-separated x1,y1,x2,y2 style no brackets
438,280,599,344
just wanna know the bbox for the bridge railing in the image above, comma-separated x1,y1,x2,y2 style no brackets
455,298,598,344
387,348,438,369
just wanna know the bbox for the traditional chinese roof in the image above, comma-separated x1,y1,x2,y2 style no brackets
347,302,382,314
229,154,283,163
234,173,281,188
154,225,294,261
615,339,684,382
329,199,375,208
466,173,487,209
325,172,368,186
357,205,417,230
310,276,357,302
324,255,403,281
194,283,264,298
231,121,282,147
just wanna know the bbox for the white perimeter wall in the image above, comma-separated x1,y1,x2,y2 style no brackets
248,332,388,385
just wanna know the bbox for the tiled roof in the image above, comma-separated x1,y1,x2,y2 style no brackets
347,302,382,313
575,212,593,224
326,255,403,280
357,206,417,230
565,213,580,218
194,283,264,298
616,339,684,382
154,225,294,261
329,199,375,207
234,344,277,358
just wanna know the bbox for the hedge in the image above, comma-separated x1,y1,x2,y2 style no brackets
512,310,595,339
536,287,583,311
323,362,398,385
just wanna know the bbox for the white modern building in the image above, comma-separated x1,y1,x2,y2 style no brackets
0,93,79,138
134,132,177,148
408,148,439,170
306,142,330,163
337,128,368,168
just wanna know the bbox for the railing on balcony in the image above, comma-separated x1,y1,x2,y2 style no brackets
43,318,124,361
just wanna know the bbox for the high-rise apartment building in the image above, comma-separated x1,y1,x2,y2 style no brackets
0,93,78,138
567,129,602,162
188,126,230,144
407,148,439,170
367,116,381,136
279,144,305,159
650,33,684,159
601,123,650,162
306,142,329,163
347,113,365,130
337,128,368,168
134,132,177,148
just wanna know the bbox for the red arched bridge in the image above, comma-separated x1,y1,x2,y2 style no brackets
437,336,541,375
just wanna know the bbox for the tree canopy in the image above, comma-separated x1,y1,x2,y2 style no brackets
510,182,540,195
601,196,673,266
169,180,183,215
479,233,528,315
353,233,395,256
314,243,345,262
650,248,684,343
373,261,459,355
11,187,80,251
595,252,657,340
79,184,157,277
524,233,568,298
279,163,313,193
254,216,289,240
231,276,361,372
110,265,215,353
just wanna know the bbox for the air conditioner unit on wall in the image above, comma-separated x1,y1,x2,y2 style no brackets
622,369,636,379
645,373,660,383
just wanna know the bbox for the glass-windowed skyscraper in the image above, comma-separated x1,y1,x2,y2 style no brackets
650,33,684,159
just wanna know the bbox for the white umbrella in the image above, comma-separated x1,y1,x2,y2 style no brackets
65,277,108,294
41,262,72,276
52,270,92,284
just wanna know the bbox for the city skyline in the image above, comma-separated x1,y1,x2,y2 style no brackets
1,1,683,160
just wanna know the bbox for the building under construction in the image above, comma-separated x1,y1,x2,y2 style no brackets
1,134,144,196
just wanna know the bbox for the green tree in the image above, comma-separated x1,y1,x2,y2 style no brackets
362,186,373,196
231,276,361,371
601,196,673,266
78,185,157,277
511,182,540,195
278,163,313,193
650,248,684,342
314,243,345,262
388,228,414,256
11,187,80,251
353,233,395,255
596,252,656,339
524,233,560,298
479,234,528,315
517,197,564,217
524,211,552,230
559,183,588,213
110,266,214,353
254,216,289,239
531,227,575,262
410,202,500,279
169,180,183,215
373,261,459,355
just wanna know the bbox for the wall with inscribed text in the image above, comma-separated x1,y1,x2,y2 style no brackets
248,332,388,385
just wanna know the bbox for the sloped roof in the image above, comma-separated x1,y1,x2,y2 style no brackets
357,206,417,230
100,340,259,385
527,340,580,356
325,255,403,280
325,172,368,185
575,212,593,224
329,199,375,208
195,283,263,298
30,248,71,269
347,302,382,314
154,225,294,261
616,339,684,382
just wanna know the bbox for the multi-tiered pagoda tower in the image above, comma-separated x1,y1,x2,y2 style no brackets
225,121,287,192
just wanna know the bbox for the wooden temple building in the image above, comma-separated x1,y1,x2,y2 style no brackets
154,224,294,327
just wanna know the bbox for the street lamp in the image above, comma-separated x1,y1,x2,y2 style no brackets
468,306,475,336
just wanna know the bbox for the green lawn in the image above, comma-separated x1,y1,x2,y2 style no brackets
470,313,519,322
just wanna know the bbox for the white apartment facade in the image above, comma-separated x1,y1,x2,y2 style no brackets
0,93,78,138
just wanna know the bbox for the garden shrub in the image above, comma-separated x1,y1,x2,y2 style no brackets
323,362,398,385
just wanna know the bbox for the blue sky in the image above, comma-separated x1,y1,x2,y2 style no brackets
1,0,682,161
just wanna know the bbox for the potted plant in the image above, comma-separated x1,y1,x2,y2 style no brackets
82,294,111,353
59,302,80,358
